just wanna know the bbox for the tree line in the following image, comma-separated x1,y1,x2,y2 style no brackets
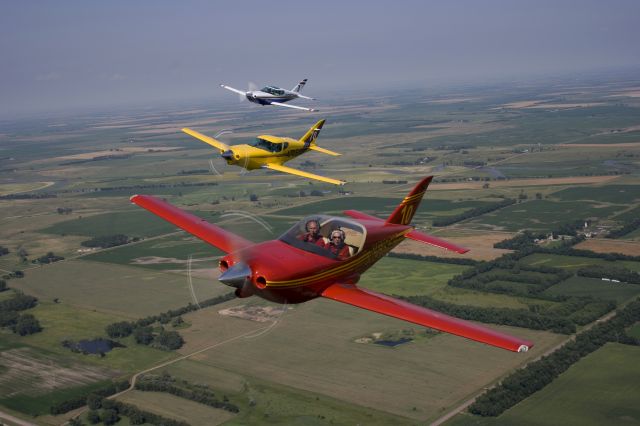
387,252,478,265
607,217,640,239
80,398,190,426
49,379,130,415
81,234,135,249
399,294,577,334
136,372,239,413
432,199,516,227
468,298,640,417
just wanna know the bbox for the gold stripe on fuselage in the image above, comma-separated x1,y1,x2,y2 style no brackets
266,231,409,288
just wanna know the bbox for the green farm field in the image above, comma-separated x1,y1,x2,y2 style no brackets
544,276,640,303
18,259,228,317
471,200,624,231
520,253,640,272
447,343,640,426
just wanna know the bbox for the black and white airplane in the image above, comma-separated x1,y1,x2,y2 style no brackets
220,79,317,112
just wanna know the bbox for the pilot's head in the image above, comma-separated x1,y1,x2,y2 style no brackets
330,229,345,244
305,219,321,235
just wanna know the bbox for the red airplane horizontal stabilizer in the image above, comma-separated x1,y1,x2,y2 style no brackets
321,283,533,352
130,195,252,254
405,230,469,254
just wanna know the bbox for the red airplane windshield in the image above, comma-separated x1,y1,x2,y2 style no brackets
279,215,366,261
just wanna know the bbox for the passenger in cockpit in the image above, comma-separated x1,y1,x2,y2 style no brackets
326,229,351,260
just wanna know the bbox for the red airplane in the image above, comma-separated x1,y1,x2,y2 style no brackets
131,176,533,352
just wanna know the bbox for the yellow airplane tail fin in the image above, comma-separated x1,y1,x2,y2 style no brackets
299,119,326,148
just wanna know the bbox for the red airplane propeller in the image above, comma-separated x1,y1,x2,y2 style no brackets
131,176,533,353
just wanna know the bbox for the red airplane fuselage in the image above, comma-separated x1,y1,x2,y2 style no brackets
219,220,410,304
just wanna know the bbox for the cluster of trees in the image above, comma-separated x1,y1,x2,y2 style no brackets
0,245,9,256
178,169,209,175
432,199,516,227
577,265,640,284
0,292,42,335
81,398,190,426
56,207,73,214
468,298,640,417
400,294,576,334
607,217,640,239
106,321,183,350
387,252,478,266
32,251,65,264
81,234,134,249
136,373,239,413
494,230,543,250
105,293,236,350
494,220,589,251
49,379,129,415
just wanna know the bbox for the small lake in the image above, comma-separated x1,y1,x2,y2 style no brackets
63,338,124,354
374,337,412,347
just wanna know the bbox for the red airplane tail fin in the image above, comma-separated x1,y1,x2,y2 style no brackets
386,176,433,225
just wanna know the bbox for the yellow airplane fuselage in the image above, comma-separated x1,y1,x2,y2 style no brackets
224,136,309,169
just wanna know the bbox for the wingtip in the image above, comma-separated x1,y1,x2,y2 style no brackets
130,194,139,202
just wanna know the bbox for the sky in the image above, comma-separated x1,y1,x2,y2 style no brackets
1,0,640,118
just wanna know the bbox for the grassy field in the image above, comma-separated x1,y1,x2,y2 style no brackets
447,343,640,426
550,184,640,204
17,259,228,317
116,390,236,426
358,257,536,309
627,323,640,339
40,210,179,238
472,200,624,231
83,234,223,270
520,253,640,272
544,276,640,302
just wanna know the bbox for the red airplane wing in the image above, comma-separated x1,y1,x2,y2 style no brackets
321,283,533,352
405,230,469,254
130,195,252,253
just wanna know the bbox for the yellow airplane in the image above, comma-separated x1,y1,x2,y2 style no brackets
182,119,345,185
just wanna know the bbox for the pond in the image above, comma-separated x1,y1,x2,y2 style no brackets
374,337,413,347
62,338,125,354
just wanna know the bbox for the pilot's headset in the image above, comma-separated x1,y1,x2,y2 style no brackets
305,219,321,232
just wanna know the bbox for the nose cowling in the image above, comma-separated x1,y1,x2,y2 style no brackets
218,261,251,289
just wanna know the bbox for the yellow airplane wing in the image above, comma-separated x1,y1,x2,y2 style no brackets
263,163,345,186
182,128,230,153
309,145,341,156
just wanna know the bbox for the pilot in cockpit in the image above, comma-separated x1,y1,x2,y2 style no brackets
298,219,326,248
